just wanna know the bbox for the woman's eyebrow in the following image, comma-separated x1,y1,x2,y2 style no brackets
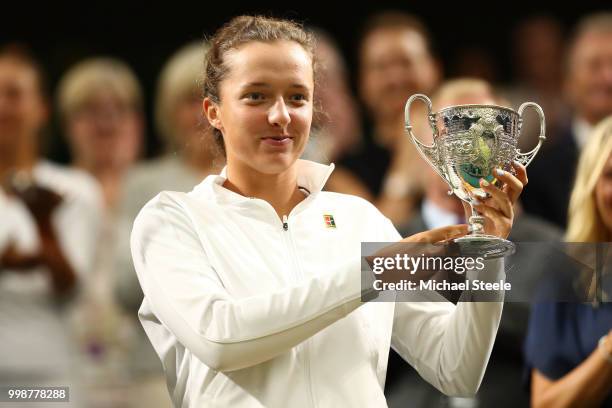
241,82,270,88
241,82,309,89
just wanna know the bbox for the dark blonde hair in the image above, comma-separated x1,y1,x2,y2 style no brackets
57,58,143,121
203,15,317,154
156,42,207,151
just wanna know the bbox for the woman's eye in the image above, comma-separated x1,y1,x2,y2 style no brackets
290,94,307,102
244,92,264,101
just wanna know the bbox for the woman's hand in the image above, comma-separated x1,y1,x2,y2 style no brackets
401,224,469,244
369,225,468,268
12,184,63,226
366,225,469,284
465,161,528,239
0,243,42,271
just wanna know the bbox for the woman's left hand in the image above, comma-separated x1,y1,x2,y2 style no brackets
463,161,528,239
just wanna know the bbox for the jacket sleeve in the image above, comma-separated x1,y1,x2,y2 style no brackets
381,215,505,397
391,258,505,398
130,193,376,373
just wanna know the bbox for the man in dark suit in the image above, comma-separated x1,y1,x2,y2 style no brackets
521,13,612,228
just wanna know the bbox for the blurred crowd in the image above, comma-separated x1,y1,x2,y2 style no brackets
0,9,611,408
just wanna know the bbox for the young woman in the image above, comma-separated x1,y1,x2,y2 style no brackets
130,16,527,407
526,116,612,408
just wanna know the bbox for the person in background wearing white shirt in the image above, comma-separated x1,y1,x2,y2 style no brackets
0,45,101,407
522,12,612,228
57,58,173,407
58,58,143,210
130,16,527,407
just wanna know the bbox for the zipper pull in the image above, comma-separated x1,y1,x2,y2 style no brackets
282,215,289,231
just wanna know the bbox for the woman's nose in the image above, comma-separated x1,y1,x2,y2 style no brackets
268,98,291,131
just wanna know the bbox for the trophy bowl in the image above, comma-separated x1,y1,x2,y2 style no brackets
405,94,546,258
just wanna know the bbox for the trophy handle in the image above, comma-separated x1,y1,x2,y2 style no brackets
404,94,446,181
515,102,546,167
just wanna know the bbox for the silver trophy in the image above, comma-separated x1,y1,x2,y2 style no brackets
405,94,545,258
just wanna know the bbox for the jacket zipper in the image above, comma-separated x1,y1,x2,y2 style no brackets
281,214,316,407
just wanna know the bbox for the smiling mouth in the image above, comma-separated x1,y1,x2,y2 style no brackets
262,136,293,141
260,136,294,148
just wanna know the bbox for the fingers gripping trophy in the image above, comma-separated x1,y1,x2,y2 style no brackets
405,94,546,258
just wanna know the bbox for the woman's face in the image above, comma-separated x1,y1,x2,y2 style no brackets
206,40,313,175
68,90,142,169
0,58,46,155
596,152,612,234
175,91,205,145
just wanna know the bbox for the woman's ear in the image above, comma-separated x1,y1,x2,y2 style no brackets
203,98,223,132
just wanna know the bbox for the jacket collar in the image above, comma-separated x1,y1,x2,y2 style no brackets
193,160,335,205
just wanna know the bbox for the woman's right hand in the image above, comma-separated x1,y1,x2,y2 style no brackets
365,225,469,284
401,224,469,244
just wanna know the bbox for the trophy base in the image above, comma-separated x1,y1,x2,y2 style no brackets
453,235,515,259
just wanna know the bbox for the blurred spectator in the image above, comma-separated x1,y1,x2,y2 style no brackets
0,45,101,405
58,58,143,208
113,42,223,407
503,15,568,149
302,29,371,197
525,115,612,408
387,78,562,408
152,42,223,178
336,11,441,225
57,57,148,407
452,45,499,84
116,42,223,218
302,29,361,164
522,12,612,228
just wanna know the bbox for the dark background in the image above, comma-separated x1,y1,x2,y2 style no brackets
3,1,609,161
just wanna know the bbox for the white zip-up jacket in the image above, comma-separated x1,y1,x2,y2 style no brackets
131,160,504,408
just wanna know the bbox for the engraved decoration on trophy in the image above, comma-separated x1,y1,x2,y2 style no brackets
405,94,546,258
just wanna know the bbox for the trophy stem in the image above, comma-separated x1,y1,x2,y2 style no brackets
467,205,485,235
455,203,515,258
